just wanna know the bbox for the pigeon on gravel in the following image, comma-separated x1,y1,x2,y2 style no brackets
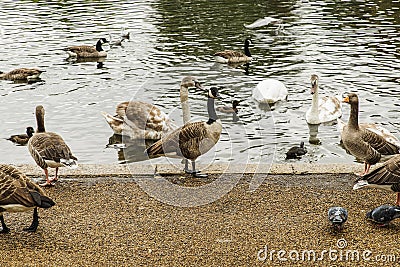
328,207,348,231
366,204,400,226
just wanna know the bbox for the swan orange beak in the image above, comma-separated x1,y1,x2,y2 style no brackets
343,96,349,103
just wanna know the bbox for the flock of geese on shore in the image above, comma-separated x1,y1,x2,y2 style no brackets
1,33,400,232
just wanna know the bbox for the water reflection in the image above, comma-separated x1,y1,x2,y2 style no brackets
106,134,156,163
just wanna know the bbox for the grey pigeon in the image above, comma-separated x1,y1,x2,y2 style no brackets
328,207,348,231
366,204,400,226
286,141,307,159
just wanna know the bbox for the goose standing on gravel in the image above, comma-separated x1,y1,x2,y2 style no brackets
354,154,400,205
102,76,203,140
65,38,109,58
146,87,222,178
214,38,252,64
341,93,400,175
0,164,55,233
7,127,35,146
28,105,78,186
0,68,44,82
252,79,288,104
305,74,342,124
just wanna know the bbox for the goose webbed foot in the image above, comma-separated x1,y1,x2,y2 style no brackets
184,160,208,178
39,181,55,187
23,208,39,232
0,215,10,233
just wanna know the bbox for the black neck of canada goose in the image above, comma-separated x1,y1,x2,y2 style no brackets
96,39,104,52
35,106,46,133
207,97,218,125
244,39,251,57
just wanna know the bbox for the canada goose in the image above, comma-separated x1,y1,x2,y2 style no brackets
354,154,400,205
0,164,55,233
214,38,252,64
305,74,342,125
285,141,307,159
28,105,78,186
216,100,240,114
146,87,222,178
342,93,400,175
7,127,34,146
252,79,288,104
65,38,109,58
102,76,203,140
0,68,44,81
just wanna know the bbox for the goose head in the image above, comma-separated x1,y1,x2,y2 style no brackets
26,126,35,137
96,38,109,52
310,74,319,95
209,87,221,99
180,76,203,90
342,93,358,105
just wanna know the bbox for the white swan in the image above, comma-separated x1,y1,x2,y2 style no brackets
244,17,281,29
305,74,342,124
252,79,288,104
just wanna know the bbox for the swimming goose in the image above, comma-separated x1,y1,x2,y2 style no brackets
341,93,400,175
145,87,222,178
102,76,203,140
305,74,342,124
252,79,288,104
28,105,78,186
0,164,55,233
7,127,35,146
65,38,108,58
214,38,252,64
0,68,44,81
216,100,240,114
354,154,400,205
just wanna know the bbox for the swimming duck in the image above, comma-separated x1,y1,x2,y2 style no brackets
341,93,400,175
0,164,55,233
7,127,34,146
305,74,342,124
216,100,240,114
65,38,108,58
28,105,78,186
285,141,307,159
214,38,252,64
146,87,222,178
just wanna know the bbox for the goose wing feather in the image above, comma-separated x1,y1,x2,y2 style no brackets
361,128,400,155
214,50,246,59
66,45,97,53
359,155,400,185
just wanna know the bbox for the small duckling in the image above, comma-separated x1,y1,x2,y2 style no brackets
285,141,307,159
216,100,240,114
7,127,35,146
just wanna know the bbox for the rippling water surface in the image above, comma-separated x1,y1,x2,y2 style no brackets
0,0,399,166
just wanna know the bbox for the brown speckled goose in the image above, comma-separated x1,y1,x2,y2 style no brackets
0,164,55,233
65,38,108,58
0,68,44,81
28,106,78,186
7,127,35,146
146,87,222,178
214,39,252,64
102,76,203,140
354,154,400,205
341,93,400,175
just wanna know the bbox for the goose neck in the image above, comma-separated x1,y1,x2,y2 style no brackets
244,44,251,57
348,101,359,130
96,40,104,52
207,97,218,125
180,84,191,124
36,112,46,133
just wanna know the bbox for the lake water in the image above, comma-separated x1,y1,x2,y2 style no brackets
0,0,399,168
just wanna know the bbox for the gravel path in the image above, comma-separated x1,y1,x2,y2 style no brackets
1,173,400,266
